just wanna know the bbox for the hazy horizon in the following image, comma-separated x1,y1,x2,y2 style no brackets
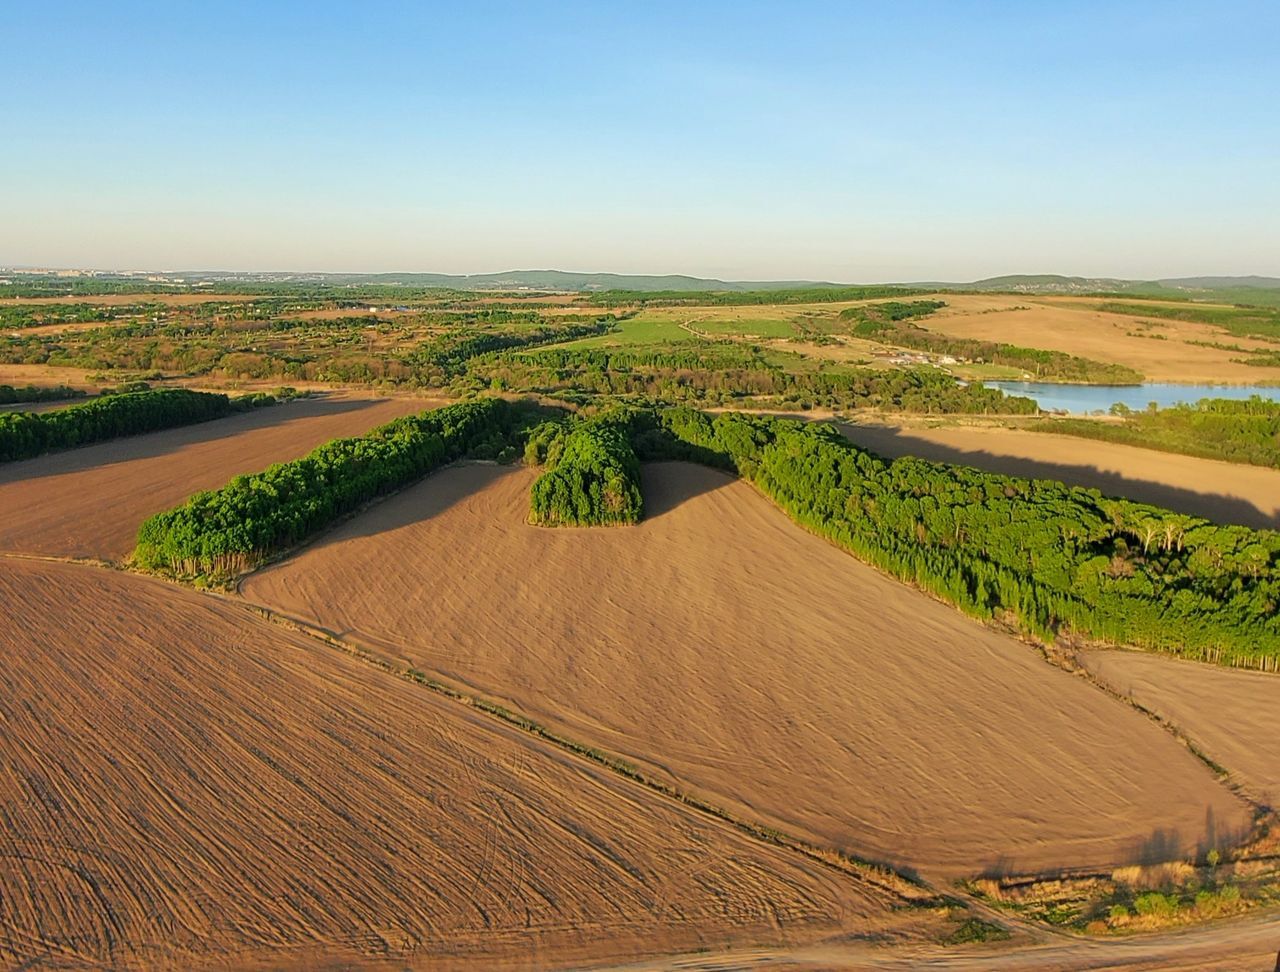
5,262,1279,286
4,1,1277,280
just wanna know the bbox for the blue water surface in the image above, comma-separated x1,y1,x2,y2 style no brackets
986,381,1280,414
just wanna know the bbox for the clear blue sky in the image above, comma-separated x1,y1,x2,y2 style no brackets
3,1,1276,281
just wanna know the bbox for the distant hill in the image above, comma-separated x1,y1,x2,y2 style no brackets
903,274,1280,307
171,269,843,293
5,266,1279,305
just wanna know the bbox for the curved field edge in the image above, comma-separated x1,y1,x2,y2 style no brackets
136,402,1280,669
0,394,429,562
238,462,1252,881
0,556,951,970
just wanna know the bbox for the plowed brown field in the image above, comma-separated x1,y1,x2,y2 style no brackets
0,558,915,970
242,462,1251,879
1082,650,1280,806
0,395,425,561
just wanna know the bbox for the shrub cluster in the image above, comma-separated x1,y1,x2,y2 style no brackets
134,398,516,576
529,419,643,526
631,407,1280,668
0,388,235,462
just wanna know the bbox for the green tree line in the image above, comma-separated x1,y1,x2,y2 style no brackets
0,384,86,405
478,343,1038,414
627,407,1280,669
134,398,526,577
0,388,243,462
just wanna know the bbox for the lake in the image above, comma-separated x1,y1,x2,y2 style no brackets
985,381,1280,414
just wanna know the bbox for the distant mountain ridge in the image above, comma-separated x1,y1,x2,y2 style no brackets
4,266,1279,303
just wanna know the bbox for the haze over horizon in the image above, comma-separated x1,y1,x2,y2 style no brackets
4,1,1277,280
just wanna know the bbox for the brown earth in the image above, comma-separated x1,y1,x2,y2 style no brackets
1081,650,1280,806
0,363,102,390
241,462,1251,880
0,558,916,970
0,395,427,561
917,294,1280,383
837,421,1280,529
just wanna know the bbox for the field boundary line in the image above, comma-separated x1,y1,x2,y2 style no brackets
224,593,943,907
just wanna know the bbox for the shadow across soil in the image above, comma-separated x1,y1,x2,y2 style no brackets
836,422,1279,530
0,395,393,486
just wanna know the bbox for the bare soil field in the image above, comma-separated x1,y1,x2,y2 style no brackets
0,363,102,390
917,294,1280,383
0,395,425,561
1081,650,1280,806
241,462,1250,880
837,421,1280,529
0,558,913,970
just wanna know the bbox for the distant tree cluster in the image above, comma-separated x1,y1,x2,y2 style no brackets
529,418,643,526
627,407,1280,669
134,398,523,577
0,388,238,462
477,344,1038,414
0,383,86,405
1043,396,1280,468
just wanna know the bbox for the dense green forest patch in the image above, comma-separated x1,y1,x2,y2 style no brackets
134,398,531,578
628,407,1280,669
528,419,643,526
1041,397,1280,468
0,388,258,462
842,301,1144,383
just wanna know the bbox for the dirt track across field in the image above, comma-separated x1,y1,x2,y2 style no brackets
837,421,1280,529
1082,650,1280,807
0,395,427,560
0,557,921,969
242,462,1251,880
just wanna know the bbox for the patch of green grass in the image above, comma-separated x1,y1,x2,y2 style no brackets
692,317,796,339
555,314,690,348
943,917,1011,945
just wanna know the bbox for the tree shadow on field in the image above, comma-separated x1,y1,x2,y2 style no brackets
0,394,397,487
639,461,734,521
834,421,1279,530
294,462,523,557
288,458,735,563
